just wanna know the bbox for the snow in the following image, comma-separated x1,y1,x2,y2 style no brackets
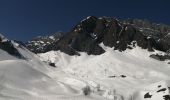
116,41,120,44
0,49,17,61
11,40,20,47
1,38,170,100
98,17,103,19
38,43,170,100
91,33,98,39
87,16,92,19
165,33,170,37
147,36,152,39
0,41,108,100
49,36,55,40
135,81,170,100
39,41,44,44
0,52,63,99
81,16,93,22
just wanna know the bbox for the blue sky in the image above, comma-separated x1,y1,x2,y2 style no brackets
0,0,170,41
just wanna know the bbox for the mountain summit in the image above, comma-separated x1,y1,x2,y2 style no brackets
1,16,170,100
26,16,170,60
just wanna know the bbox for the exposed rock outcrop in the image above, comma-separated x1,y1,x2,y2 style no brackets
26,16,170,57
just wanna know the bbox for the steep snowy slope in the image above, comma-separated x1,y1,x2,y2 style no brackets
39,43,170,100
0,36,107,100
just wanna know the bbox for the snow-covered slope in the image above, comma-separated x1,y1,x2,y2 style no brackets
1,40,170,100
0,39,108,100
38,43,170,100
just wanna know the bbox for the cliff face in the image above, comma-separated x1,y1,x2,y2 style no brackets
26,32,64,53
26,16,170,56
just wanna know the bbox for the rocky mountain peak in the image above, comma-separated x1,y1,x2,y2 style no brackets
26,16,170,60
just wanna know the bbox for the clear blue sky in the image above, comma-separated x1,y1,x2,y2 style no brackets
0,0,170,41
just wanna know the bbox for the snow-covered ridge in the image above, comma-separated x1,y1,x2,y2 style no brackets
0,33,8,42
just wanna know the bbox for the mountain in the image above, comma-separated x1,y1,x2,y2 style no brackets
26,16,170,61
28,16,170,100
26,32,64,53
1,16,170,100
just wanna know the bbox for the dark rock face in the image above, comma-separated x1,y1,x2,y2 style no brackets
49,62,56,67
43,16,105,55
26,16,170,57
0,40,22,58
122,19,170,38
122,19,170,51
159,38,170,52
54,16,170,55
143,83,170,100
0,37,2,42
163,95,170,100
26,32,64,53
144,92,152,98
157,88,167,92
150,54,170,61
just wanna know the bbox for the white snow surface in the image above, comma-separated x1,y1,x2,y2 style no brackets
0,42,107,100
1,40,170,100
165,33,170,38
38,43,170,100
